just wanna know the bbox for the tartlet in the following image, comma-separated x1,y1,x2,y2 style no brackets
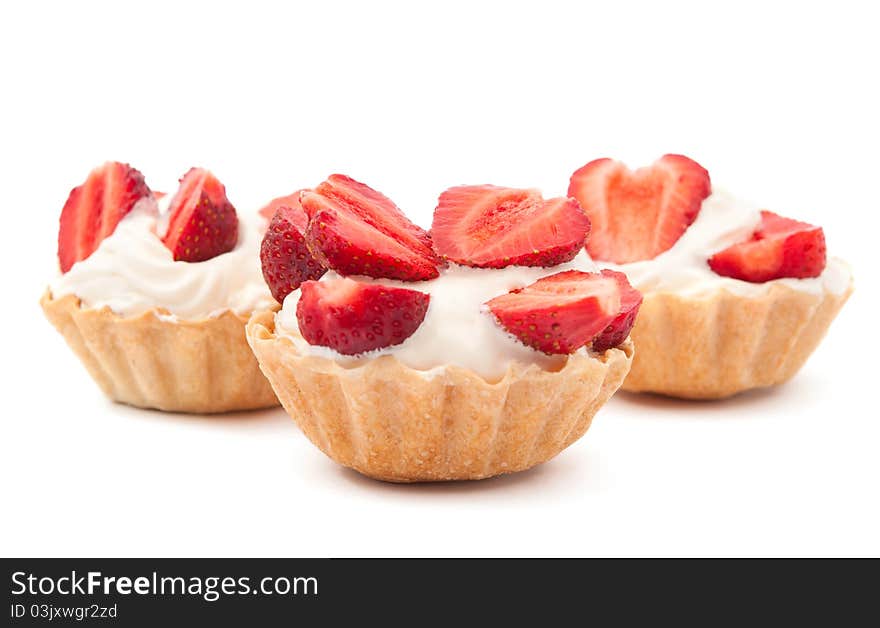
622,283,850,399
251,175,638,481
43,162,278,413
42,292,277,413
568,154,853,399
248,312,631,482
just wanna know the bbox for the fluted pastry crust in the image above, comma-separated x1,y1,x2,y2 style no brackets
41,291,278,413
246,311,633,482
622,283,852,399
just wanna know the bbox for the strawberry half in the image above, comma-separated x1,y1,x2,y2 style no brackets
430,185,591,268
260,193,327,303
568,154,711,263
591,270,643,352
162,168,239,262
258,191,302,224
57,161,153,273
485,270,622,355
301,175,440,281
708,211,826,282
296,278,430,355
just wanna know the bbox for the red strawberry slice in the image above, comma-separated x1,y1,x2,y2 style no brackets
258,191,303,223
568,154,711,263
260,194,327,303
300,175,440,281
162,168,239,262
430,185,591,268
296,278,430,355
57,161,153,273
708,211,826,282
591,270,643,352
485,270,621,354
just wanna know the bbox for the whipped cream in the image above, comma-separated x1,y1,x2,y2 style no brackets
50,198,276,319
275,252,601,381
605,189,852,298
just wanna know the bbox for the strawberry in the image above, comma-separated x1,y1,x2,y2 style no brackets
258,191,303,223
296,278,430,355
300,175,440,281
430,185,591,268
260,193,327,303
162,168,239,262
708,210,826,282
591,270,643,352
485,270,622,354
57,161,153,273
568,154,711,263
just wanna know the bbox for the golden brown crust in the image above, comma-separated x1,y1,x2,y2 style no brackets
41,291,279,413
623,282,853,399
246,311,633,482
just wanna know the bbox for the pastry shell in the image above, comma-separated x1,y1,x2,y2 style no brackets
622,282,852,399
41,291,278,413
246,310,633,482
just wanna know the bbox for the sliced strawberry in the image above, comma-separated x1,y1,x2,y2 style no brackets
591,270,643,352
258,191,303,223
300,175,440,281
430,185,590,268
296,278,430,355
260,194,327,303
708,211,826,282
568,154,711,263
57,161,153,273
162,168,239,262
485,270,621,354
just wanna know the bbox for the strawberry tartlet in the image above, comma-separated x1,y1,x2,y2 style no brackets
247,175,638,482
42,162,278,413
568,154,853,399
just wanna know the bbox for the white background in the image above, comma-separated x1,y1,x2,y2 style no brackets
1,1,877,557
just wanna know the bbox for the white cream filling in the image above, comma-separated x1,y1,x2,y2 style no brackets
275,252,600,381
605,189,852,298
49,198,276,320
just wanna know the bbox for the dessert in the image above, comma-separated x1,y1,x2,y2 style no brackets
247,175,637,482
568,154,853,399
42,162,278,413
